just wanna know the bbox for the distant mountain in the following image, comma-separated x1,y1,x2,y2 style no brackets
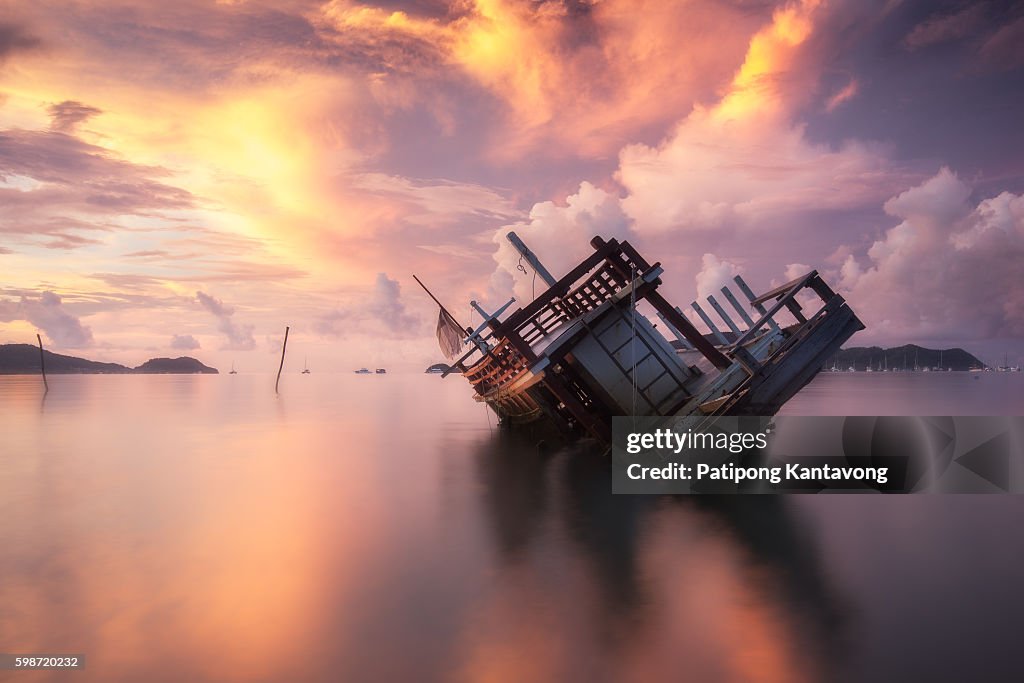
134,357,218,374
0,344,131,374
828,344,985,371
0,344,218,374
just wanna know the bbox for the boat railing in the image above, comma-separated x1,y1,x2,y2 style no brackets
461,338,531,395
514,259,633,347
447,239,646,382
724,270,842,374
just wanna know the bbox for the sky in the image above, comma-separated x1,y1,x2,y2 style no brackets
2,0,1023,372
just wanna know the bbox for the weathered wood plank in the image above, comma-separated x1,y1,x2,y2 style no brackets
691,301,729,345
707,294,741,335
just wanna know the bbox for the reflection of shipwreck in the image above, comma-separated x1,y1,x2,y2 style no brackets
425,234,864,443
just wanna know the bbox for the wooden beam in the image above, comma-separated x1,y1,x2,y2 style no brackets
647,291,731,369
732,273,820,348
36,333,48,392
734,275,781,333
600,237,732,369
707,295,741,335
720,286,755,328
542,365,611,442
691,301,729,345
275,326,289,394
750,271,816,306
656,311,694,349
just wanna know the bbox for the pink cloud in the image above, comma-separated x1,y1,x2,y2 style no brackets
824,78,859,112
841,168,1024,342
0,291,94,348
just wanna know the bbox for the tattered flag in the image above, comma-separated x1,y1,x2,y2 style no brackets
436,309,465,360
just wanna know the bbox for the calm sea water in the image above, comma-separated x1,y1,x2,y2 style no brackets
1,372,1023,682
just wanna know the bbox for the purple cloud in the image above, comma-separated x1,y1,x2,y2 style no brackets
47,100,102,133
840,168,1024,342
0,291,94,348
195,291,255,350
0,22,40,63
170,333,200,350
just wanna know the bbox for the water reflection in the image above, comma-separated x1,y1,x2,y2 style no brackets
472,431,847,682
3,374,1024,682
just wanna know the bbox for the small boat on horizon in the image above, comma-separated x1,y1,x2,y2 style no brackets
375,368,387,374
302,356,311,374
229,361,237,375
354,368,371,374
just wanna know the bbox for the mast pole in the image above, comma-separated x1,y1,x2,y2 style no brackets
506,232,557,287
412,274,467,330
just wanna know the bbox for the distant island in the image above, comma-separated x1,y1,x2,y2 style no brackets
829,344,985,371
133,357,219,374
0,344,218,374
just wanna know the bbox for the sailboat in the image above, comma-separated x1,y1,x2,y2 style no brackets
229,361,237,375
302,357,311,374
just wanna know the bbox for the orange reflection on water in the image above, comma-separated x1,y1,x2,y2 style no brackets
0,375,420,681
615,506,816,683
1,374,836,682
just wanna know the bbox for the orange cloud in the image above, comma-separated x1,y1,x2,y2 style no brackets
317,0,769,160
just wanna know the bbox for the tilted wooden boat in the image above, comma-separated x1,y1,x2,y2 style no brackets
431,233,864,443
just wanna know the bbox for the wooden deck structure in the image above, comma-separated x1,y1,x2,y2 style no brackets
440,234,864,443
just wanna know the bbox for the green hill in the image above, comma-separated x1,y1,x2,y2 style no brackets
0,344,218,374
828,344,984,371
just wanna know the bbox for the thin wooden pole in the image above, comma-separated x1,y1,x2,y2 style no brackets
37,333,48,392
412,274,466,330
275,326,289,394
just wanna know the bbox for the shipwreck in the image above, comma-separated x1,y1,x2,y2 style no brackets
419,234,864,444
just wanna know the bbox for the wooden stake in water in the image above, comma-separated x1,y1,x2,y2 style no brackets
37,333,48,392
275,326,289,394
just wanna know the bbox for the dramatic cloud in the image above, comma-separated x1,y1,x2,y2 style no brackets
617,0,902,236
0,291,94,348
487,0,901,309
317,0,771,159
840,168,1024,342
169,333,200,350
195,291,255,350
2,0,1022,368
